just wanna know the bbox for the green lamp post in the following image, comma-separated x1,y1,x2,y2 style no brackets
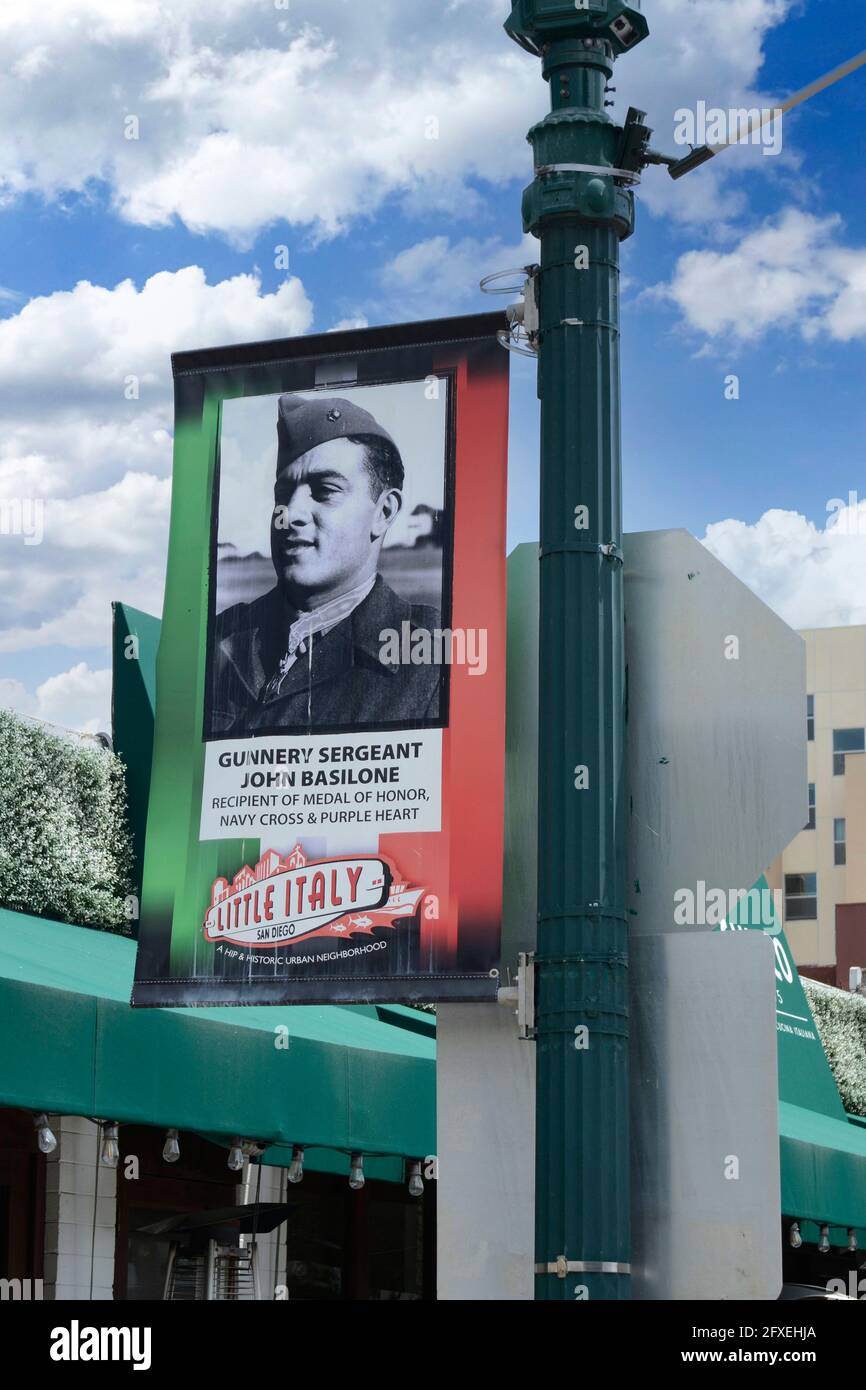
504,0,651,1301
502,2,866,1304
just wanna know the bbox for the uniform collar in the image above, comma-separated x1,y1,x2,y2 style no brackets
285,573,376,653
217,575,413,704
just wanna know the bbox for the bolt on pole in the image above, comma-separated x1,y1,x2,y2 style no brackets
504,1,650,1301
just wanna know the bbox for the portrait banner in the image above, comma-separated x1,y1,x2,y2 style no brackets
131,313,509,1005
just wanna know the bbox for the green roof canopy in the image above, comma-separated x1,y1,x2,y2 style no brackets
726,884,866,1238
780,1102,866,1243
0,907,435,1178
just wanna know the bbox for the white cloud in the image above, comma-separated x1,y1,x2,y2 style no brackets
0,0,797,243
0,265,313,660
630,0,796,226
0,265,311,408
329,317,369,333
378,231,538,321
0,662,112,734
702,501,866,628
653,209,866,343
0,264,313,510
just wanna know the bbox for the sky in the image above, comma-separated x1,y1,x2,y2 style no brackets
1,0,866,732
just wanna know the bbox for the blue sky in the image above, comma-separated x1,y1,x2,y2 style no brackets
1,0,865,729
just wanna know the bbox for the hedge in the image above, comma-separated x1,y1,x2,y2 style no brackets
0,707,134,933
803,977,866,1119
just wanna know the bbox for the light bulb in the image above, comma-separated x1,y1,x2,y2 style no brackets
288,1145,305,1184
100,1122,119,1168
33,1113,57,1155
162,1128,180,1163
818,1224,830,1253
349,1152,365,1190
227,1138,245,1172
788,1221,802,1250
407,1160,424,1198
848,1228,858,1253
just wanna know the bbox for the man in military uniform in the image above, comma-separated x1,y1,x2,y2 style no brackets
208,393,442,736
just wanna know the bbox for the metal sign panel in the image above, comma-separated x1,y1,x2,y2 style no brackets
630,932,782,1300
624,528,807,936
438,538,805,1299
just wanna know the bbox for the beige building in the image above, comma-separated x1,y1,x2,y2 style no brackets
767,624,866,985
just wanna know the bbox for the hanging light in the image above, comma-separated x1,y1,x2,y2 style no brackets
348,1152,365,1190
848,1228,858,1253
162,1128,180,1164
33,1113,57,1155
227,1137,245,1172
287,1145,305,1184
788,1221,802,1250
818,1224,831,1253
407,1160,424,1198
100,1122,120,1168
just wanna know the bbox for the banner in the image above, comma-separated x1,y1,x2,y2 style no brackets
132,313,509,1005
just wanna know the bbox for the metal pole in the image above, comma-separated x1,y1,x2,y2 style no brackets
505,1,649,1301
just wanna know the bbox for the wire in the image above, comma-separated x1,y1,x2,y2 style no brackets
713,45,866,151
89,1122,100,1302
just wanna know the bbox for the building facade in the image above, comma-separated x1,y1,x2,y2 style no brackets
768,625,866,986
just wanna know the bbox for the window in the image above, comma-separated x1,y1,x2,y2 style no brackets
785,873,817,920
834,818,846,866
807,694,814,742
833,727,865,776
804,783,815,831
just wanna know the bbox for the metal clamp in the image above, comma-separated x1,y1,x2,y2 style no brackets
535,161,641,185
496,952,535,1040
537,904,628,923
536,1258,632,1277
539,542,622,562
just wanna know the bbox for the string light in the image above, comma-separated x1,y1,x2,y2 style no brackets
162,1129,180,1163
788,1221,802,1250
349,1152,365,1190
407,1160,424,1198
818,1224,831,1253
100,1122,119,1168
33,1113,57,1155
227,1137,245,1172
288,1145,305,1184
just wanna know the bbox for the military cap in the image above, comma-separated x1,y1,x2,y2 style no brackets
276,393,399,479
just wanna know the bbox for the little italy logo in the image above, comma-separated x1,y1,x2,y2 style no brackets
204,843,425,948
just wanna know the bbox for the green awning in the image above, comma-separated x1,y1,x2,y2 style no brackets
0,907,435,1173
780,1100,866,1241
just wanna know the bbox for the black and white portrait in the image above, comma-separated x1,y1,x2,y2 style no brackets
205,379,451,738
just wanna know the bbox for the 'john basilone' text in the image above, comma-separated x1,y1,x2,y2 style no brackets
200,731,443,840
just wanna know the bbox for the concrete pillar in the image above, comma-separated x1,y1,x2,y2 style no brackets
436,1003,535,1299
238,1161,288,1299
43,1116,116,1301
250,1163,288,1299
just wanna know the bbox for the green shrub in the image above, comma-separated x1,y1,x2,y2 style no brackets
0,708,134,933
803,977,866,1119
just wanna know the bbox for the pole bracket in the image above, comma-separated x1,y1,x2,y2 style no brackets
539,541,623,563
537,904,628,923
536,1258,632,1278
496,952,535,1039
